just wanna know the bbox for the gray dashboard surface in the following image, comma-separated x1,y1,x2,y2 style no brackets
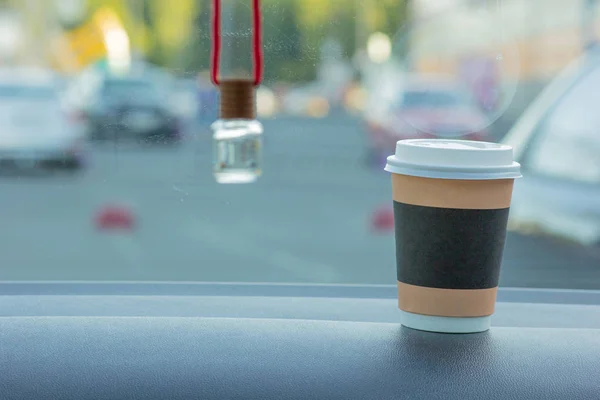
1,283,600,399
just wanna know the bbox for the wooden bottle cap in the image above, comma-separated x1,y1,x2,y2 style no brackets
219,79,256,119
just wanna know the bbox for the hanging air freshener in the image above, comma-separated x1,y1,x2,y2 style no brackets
210,0,264,184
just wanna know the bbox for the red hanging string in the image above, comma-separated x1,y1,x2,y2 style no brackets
210,0,221,85
251,0,263,86
211,0,263,86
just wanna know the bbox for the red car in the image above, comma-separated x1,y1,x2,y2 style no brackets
364,78,489,165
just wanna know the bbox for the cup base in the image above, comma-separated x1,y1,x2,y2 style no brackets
400,310,491,333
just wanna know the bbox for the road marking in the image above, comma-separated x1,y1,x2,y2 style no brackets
96,233,145,272
183,217,339,281
269,250,339,282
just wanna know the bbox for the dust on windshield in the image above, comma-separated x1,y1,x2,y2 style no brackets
103,80,159,99
0,0,598,289
400,90,470,108
0,86,56,98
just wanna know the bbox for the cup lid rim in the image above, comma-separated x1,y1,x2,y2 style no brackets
399,138,512,151
385,156,522,180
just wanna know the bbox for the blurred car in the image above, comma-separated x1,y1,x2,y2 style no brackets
0,69,85,171
256,86,278,118
196,78,219,123
282,83,330,118
503,52,600,246
364,77,489,163
85,76,181,144
169,78,200,121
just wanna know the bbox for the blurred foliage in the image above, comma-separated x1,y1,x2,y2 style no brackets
74,0,409,81
85,0,196,64
179,0,409,82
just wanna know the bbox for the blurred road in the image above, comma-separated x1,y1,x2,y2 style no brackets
0,115,598,289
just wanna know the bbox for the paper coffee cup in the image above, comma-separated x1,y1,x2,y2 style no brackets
384,139,521,333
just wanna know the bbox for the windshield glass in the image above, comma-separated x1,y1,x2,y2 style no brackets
399,90,470,108
102,80,158,99
0,85,56,99
0,0,599,290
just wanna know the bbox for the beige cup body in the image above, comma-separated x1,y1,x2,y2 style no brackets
392,173,514,318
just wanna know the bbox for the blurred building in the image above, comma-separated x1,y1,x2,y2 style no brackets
0,0,124,73
407,0,600,125
0,0,58,66
410,0,599,79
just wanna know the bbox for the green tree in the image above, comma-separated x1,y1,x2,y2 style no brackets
177,0,409,82
178,2,211,75
261,0,304,82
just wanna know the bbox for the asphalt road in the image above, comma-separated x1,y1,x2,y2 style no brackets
0,115,598,289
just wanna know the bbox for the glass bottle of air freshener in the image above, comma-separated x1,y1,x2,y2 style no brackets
212,79,263,184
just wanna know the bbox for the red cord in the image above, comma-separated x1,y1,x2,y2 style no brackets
251,0,263,86
211,0,263,86
210,0,221,85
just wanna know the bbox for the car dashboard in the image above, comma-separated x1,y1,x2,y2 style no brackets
1,282,599,399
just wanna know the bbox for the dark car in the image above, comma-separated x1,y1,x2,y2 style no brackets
87,78,181,144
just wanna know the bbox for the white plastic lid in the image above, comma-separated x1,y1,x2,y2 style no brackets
384,139,521,180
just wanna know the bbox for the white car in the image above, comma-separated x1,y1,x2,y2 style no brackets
0,69,85,170
503,52,600,246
